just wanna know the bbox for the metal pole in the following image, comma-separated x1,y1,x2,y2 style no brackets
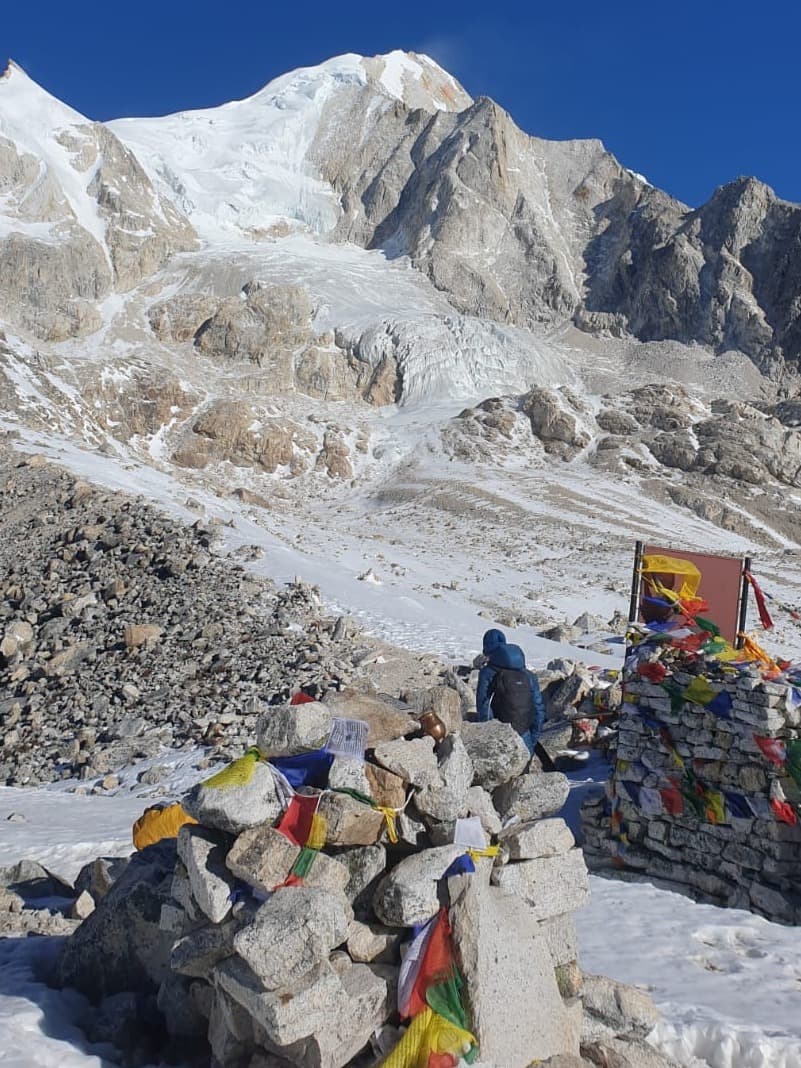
736,556,752,648
629,540,644,624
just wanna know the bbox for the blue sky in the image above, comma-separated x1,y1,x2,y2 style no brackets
4,0,799,207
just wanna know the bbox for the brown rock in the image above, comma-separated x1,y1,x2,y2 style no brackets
123,624,163,649
364,763,407,810
321,688,417,746
317,793,385,846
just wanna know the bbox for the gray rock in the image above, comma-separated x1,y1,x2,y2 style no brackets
156,973,208,1038
171,919,237,977
69,890,95,920
414,734,474,822
372,736,439,787
184,760,283,835
336,844,387,918
373,845,464,926
547,673,592,719
215,957,344,1047
74,856,130,902
225,825,300,894
493,771,571,822
581,974,661,1043
582,1037,681,1067
346,920,402,964
59,840,176,1000
256,702,332,758
327,756,372,796
539,912,579,968
491,849,590,922
255,962,396,1068
499,818,575,861
177,825,234,924
461,721,530,790
449,874,581,1066
208,988,256,1066
233,886,351,990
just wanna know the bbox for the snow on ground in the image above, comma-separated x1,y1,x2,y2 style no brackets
0,935,121,1068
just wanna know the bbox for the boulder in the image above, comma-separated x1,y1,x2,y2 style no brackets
336,844,386,919
256,962,396,1068
581,1038,679,1067
449,875,581,1066
321,688,417,745
59,840,177,1000
69,890,96,920
215,957,344,1047
372,736,439,787
317,792,385,846
346,920,402,964
499,818,575,861
547,673,592,719
183,761,282,835
74,856,130,902
493,771,571,822
404,685,463,734
539,912,580,968
373,846,464,926
226,825,299,893
414,734,474,822
208,988,256,1066
581,974,660,1043
364,762,407,809
156,973,208,1038
461,721,531,790
491,849,590,922
256,703,332,758
177,825,234,924
233,887,352,990
327,756,371,797
171,919,237,977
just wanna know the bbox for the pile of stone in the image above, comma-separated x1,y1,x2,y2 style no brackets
55,689,675,1068
581,649,801,924
534,658,622,753
0,442,402,787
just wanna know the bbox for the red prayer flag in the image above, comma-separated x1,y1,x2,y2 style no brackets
290,692,316,704
276,794,319,846
770,798,798,825
403,909,456,1020
754,736,787,768
637,662,667,683
660,781,684,816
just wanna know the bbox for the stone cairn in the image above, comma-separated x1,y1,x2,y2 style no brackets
581,629,801,924
56,688,672,1068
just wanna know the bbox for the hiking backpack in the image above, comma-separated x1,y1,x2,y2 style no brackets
490,668,531,735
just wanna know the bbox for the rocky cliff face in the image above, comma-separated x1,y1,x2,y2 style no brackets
105,51,801,376
0,62,196,341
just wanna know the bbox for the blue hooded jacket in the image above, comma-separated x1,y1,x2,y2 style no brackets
476,642,544,748
482,628,507,655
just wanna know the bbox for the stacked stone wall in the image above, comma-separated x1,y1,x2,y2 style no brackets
582,666,801,924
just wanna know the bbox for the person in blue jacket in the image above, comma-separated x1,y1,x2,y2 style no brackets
476,637,545,756
473,627,507,669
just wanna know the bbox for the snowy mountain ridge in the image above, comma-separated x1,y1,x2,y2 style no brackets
0,49,800,656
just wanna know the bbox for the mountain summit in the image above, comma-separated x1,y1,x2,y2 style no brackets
1,50,801,373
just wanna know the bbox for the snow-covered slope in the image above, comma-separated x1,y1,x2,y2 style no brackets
108,51,471,240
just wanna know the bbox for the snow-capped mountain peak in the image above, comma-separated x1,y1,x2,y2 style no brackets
107,51,471,240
